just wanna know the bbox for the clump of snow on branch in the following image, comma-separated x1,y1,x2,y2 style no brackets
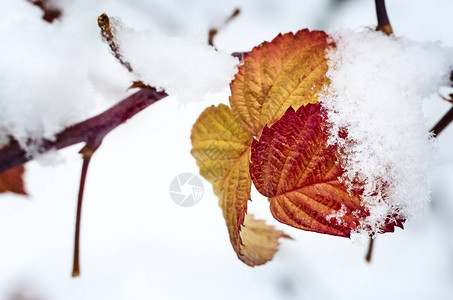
320,29,453,239
0,2,237,152
0,6,93,149
0,0,133,151
112,18,238,99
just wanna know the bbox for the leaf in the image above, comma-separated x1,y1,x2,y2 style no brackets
191,104,288,265
191,104,251,185
229,29,330,136
0,165,27,195
250,104,364,237
191,29,331,265
240,214,290,265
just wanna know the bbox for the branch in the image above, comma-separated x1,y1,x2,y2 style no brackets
27,0,62,23
365,237,375,263
375,0,393,35
0,88,167,278
0,88,168,174
363,0,391,263
431,71,453,137
431,106,453,137
231,52,246,60
208,8,241,47
98,14,134,73
71,152,93,277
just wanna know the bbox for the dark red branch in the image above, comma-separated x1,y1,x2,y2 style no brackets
231,52,246,60
365,237,375,263
431,106,453,137
0,88,167,174
431,71,453,137
208,8,241,47
375,0,393,35
27,0,62,23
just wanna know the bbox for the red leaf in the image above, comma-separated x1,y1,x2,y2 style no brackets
250,104,403,237
0,165,27,195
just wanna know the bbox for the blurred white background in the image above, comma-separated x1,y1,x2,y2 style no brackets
1,0,453,299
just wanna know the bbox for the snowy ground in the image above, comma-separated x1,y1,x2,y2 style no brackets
1,0,453,299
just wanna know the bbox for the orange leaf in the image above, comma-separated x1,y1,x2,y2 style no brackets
0,165,27,195
191,104,288,265
229,29,330,136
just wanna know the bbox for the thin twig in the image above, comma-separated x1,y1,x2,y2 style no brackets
365,237,375,263
72,150,94,277
98,13,134,73
431,106,453,137
368,0,387,263
208,8,240,47
367,0,389,263
375,0,393,35
98,14,150,90
27,0,62,23
431,71,453,137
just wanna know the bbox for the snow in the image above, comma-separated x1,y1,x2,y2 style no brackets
319,29,453,239
114,18,238,100
0,3,92,149
1,0,453,300
0,0,134,151
326,204,347,225
0,0,237,153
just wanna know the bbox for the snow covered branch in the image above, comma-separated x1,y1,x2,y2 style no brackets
0,88,167,174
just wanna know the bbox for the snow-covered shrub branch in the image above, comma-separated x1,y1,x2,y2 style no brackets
0,88,167,174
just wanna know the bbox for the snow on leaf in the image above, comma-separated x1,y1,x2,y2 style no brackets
250,104,405,237
250,104,363,237
191,104,288,266
0,165,27,195
320,30,445,238
229,29,330,136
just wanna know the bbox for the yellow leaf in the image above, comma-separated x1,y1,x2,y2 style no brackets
191,104,288,265
229,29,329,136
240,214,290,266
191,104,251,185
